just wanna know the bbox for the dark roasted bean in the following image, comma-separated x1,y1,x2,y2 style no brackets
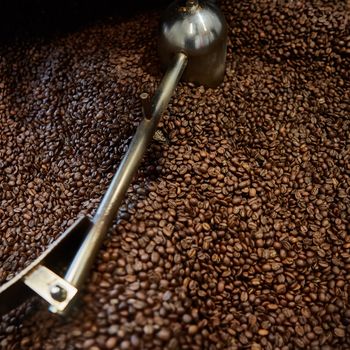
0,1,350,349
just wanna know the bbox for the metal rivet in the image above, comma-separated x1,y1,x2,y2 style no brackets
140,92,152,119
50,284,67,302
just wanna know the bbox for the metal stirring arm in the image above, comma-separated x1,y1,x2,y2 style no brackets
0,0,227,316
60,52,188,306
0,53,187,316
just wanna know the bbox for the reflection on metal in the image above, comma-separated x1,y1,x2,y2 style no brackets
0,216,91,316
24,266,77,312
61,53,188,301
159,0,227,87
0,0,227,318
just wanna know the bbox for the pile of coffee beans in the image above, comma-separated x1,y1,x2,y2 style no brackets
1,0,349,349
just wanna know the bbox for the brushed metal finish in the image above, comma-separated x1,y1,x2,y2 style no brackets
24,266,77,313
0,0,228,317
0,216,91,316
159,0,227,87
62,53,188,295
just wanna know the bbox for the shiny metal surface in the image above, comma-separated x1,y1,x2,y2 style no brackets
61,53,188,302
24,265,77,313
0,216,91,316
159,0,227,87
0,1,228,317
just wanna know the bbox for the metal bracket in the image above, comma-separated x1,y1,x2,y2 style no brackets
24,265,77,313
0,216,92,316
0,51,188,319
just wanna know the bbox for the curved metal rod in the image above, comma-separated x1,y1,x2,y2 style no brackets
52,52,188,314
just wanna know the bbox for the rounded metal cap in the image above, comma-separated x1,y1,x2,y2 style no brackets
160,0,226,56
159,0,228,87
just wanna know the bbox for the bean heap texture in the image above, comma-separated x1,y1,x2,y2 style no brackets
1,0,350,349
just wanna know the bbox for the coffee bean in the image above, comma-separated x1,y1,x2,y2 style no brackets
334,328,345,338
151,251,160,264
120,340,130,350
144,325,154,335
258,329,269,336
275,284,286,294
240,291,248,302
188,325,199,335
105,337,117,349
217,281,225,293
1,1,350,349
249,188,257,197
157,328,171,341
251,343,262,350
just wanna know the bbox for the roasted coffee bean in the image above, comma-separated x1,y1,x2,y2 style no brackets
0,0,350,349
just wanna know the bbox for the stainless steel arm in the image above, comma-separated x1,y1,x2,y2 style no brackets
0,0,227,318
62,53,188,296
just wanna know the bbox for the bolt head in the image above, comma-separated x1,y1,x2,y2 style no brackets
50,284,67,302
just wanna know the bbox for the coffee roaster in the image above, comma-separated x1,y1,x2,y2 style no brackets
0,0,227,317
